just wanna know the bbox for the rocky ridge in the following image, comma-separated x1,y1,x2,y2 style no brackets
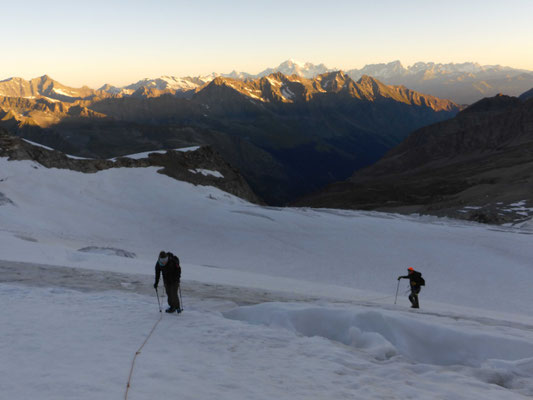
1,72,456,130
195,72,458,111
0,75,98,102
3,60,532,105
0,129,261,204
520,88,533,101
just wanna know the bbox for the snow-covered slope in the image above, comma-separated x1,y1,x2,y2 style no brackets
1,157,532,314
3,282,533,399
1,156,533,399
124,75,215,92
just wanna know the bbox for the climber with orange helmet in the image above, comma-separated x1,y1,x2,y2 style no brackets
398,267,425,308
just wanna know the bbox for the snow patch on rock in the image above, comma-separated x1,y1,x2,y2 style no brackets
189,169,224,178
52,88,74,97
281,86,295,100
114,146,201,160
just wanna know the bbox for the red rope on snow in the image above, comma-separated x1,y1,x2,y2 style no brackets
124,313,163,400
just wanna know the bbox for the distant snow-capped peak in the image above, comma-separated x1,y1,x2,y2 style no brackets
257,59,333,79
348,61,525,81
125,76,208,91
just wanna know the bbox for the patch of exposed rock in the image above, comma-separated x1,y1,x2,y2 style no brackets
0,129,262,204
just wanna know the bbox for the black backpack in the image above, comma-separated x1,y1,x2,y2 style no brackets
419,275,425,286
167,252,180,267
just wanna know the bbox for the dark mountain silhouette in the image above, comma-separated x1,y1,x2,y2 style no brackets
520,88,533,101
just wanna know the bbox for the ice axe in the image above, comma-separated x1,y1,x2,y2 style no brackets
394,279,400,305
178,285,184,312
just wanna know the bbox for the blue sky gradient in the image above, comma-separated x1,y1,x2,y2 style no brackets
4,0,533,87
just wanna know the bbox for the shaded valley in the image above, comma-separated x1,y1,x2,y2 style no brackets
296,92,533,223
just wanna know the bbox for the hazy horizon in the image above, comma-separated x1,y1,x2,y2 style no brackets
4,0,533,88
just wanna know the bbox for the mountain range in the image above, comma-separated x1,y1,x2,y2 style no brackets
2,63,532,221
0,75,97,102
0,72,459,204
295,91,533,223
347,61,533,104
98,60,533,104
3,59,531,105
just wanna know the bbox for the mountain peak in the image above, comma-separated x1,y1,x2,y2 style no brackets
37,74,55,83
357,74,379,84
98,83,116,91
313,70,352,93
257,60,332,79
210,76,230,86
388,60,404,67
519,87,533,101
353,75,390,100
460,93,522,114
265,71,287,81
281,59,304,68
318,70,348,79
194,76,246,101
1,76,25,83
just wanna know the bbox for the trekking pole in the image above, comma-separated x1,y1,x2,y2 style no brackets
155,287,162,313
394,280,400,305
178,285,184,311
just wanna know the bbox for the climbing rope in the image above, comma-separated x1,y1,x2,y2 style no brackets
124,313,163,400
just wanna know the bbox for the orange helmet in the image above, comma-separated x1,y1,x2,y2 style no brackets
407,267,414,271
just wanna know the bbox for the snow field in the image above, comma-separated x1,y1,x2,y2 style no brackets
2,156,533,398
1,158,533,316
2,283,532,400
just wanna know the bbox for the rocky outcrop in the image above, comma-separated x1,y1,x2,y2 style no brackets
0,129,262,204
295,94,533,224
144,146,263,203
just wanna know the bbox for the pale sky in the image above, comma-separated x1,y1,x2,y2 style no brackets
3,0,533,88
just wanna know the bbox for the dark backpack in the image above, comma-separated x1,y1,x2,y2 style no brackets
165,252,181,284
419,275,425,286
167,252,180,267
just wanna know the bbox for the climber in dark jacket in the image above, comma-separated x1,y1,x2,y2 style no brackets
154,251,181,313
398,267,425,309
